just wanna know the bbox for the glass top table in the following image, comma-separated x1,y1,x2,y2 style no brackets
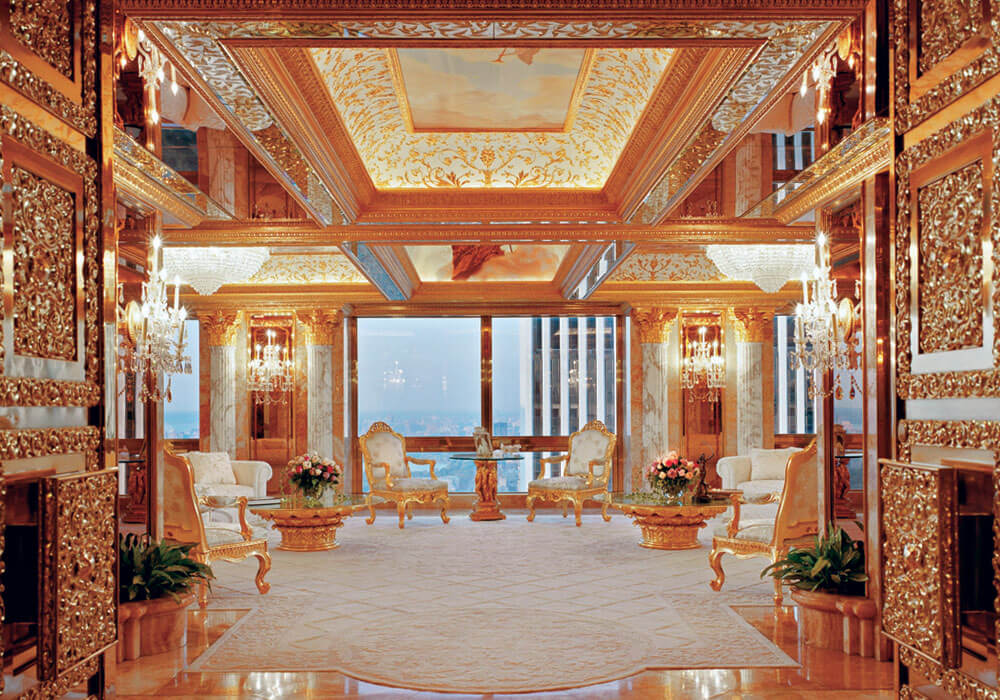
249,493,375,552
450,453,523,521
606,490,741,550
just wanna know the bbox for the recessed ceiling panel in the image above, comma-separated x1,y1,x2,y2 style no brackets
393,48,589,132
408,244,569,281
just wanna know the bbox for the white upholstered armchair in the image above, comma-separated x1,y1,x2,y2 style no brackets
716,447,802,517
526,419,616,526
181,450,272,523
359,421,450,529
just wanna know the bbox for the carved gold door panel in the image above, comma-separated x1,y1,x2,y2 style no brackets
894,102,1000,401
880,460,960,667
37,469,117,680
894,0,1000,134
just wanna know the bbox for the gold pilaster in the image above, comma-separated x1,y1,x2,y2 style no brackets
298,310,343,346
631,307,677,344
202,311,241,347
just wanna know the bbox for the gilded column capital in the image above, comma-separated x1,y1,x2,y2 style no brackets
299,310,342,346
202,311,241,347
631,308,677,344
732,308,772,343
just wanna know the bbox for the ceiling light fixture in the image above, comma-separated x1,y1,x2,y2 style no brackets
705,244,814,294
163,247,270,295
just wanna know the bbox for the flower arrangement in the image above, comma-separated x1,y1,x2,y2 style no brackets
288,453,342,501
647,451,698,500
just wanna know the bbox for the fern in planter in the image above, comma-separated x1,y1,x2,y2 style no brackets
761,523,868,595
119,534,214,602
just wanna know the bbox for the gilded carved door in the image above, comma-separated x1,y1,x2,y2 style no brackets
0,0,114,695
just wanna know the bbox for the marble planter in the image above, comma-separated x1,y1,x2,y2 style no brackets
790,588,878,658
118,591,196,662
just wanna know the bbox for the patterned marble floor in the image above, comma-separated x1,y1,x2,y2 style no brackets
116,510,894,698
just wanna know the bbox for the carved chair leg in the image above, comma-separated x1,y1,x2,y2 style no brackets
366,498,376,525
562,501,568,518
709,547,726,592
254,550,272,595
406,501,414,519
397,501,407,529
526,493,537,522
573,499,583,527
601,498,611,522
198,581,209,608
437,496,450,524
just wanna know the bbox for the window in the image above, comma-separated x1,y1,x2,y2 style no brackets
163,319,200,439
773,315,816,434
492,316,617,490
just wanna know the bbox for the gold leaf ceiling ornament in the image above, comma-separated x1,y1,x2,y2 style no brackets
310,47,674,189
246,254,368,285
609,252,724,282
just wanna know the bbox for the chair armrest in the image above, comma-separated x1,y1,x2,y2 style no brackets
198,495,252,540
539,454,568,477
407,455,437,479
726,493,742,537
716,456,751,490
585,459,609,487
230,460,273,498
236,496,252,540
372,461,394,488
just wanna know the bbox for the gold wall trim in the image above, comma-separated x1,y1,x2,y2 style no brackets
896,419,1000,463
894,0,1000,134
898,647,1000,699
0,426,102,469
0,105,101,406
895,97,1000,399
747,117,891,223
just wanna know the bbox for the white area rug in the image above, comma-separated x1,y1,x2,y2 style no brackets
194,513,796,694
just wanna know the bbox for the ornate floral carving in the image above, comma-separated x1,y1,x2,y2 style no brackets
0,427,101,469
610,252,722,282
918,0,987,75
895,95,1000,398
917,160,984,353
201,311,241,346
247,254,366,285
11,166,77,361
898,646,1000,699
896,419,1000,462
732,309,771,343
10,0,73,78
880,461,958,666
894,0,1000,133
298,310,342,346
0,0,97,136
0,377,100,406
631,307,677,343
17,656,100,700
38,470,117,680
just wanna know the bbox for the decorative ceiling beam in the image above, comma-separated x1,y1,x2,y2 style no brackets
166,219,815,245
121,2,866,20
560,242,637,300
338,242,417,301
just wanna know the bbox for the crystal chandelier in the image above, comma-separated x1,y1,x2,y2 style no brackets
120,236,192,402
792,232,861,399
705,245,814,293
162,247,270,295
248,330,293,405
681,326,725,403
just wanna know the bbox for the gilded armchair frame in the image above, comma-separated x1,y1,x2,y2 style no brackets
163,444,271,607
359,421,450,529
526,419,616,527
709,440,818,605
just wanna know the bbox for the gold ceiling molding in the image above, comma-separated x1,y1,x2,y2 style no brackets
246,254,367,285
631,307,678,343
309,46,674,189
168,219,815,245
201,310,242,346
609,252,723,282
894,97,1000,399
113,126,232,227
746,117,891,223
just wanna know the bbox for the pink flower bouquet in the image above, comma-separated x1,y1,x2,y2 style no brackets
288,453,342,500
647,451,697,500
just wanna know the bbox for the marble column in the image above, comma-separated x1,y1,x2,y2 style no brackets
300,311,342,462
202,311,241,457
733,310,771,455
630,308,678,490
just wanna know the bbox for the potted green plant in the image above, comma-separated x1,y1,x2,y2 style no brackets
118,534,214,661
761,523,877,656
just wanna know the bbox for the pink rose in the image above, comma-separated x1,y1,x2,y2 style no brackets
294,465,302,474
323,472,330,480
667,468,677,478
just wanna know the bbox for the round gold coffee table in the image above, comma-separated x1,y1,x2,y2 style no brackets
608,491,740,550
251,494,371,551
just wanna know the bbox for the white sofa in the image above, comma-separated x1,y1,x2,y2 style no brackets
182,451,272,523
716,447,802,519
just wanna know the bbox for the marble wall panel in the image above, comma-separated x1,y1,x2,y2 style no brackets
208,345,236,456
307,345,334,461
737,342,765,455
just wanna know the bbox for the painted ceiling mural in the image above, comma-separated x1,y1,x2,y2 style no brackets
311,47,674,189
407,244,569,282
